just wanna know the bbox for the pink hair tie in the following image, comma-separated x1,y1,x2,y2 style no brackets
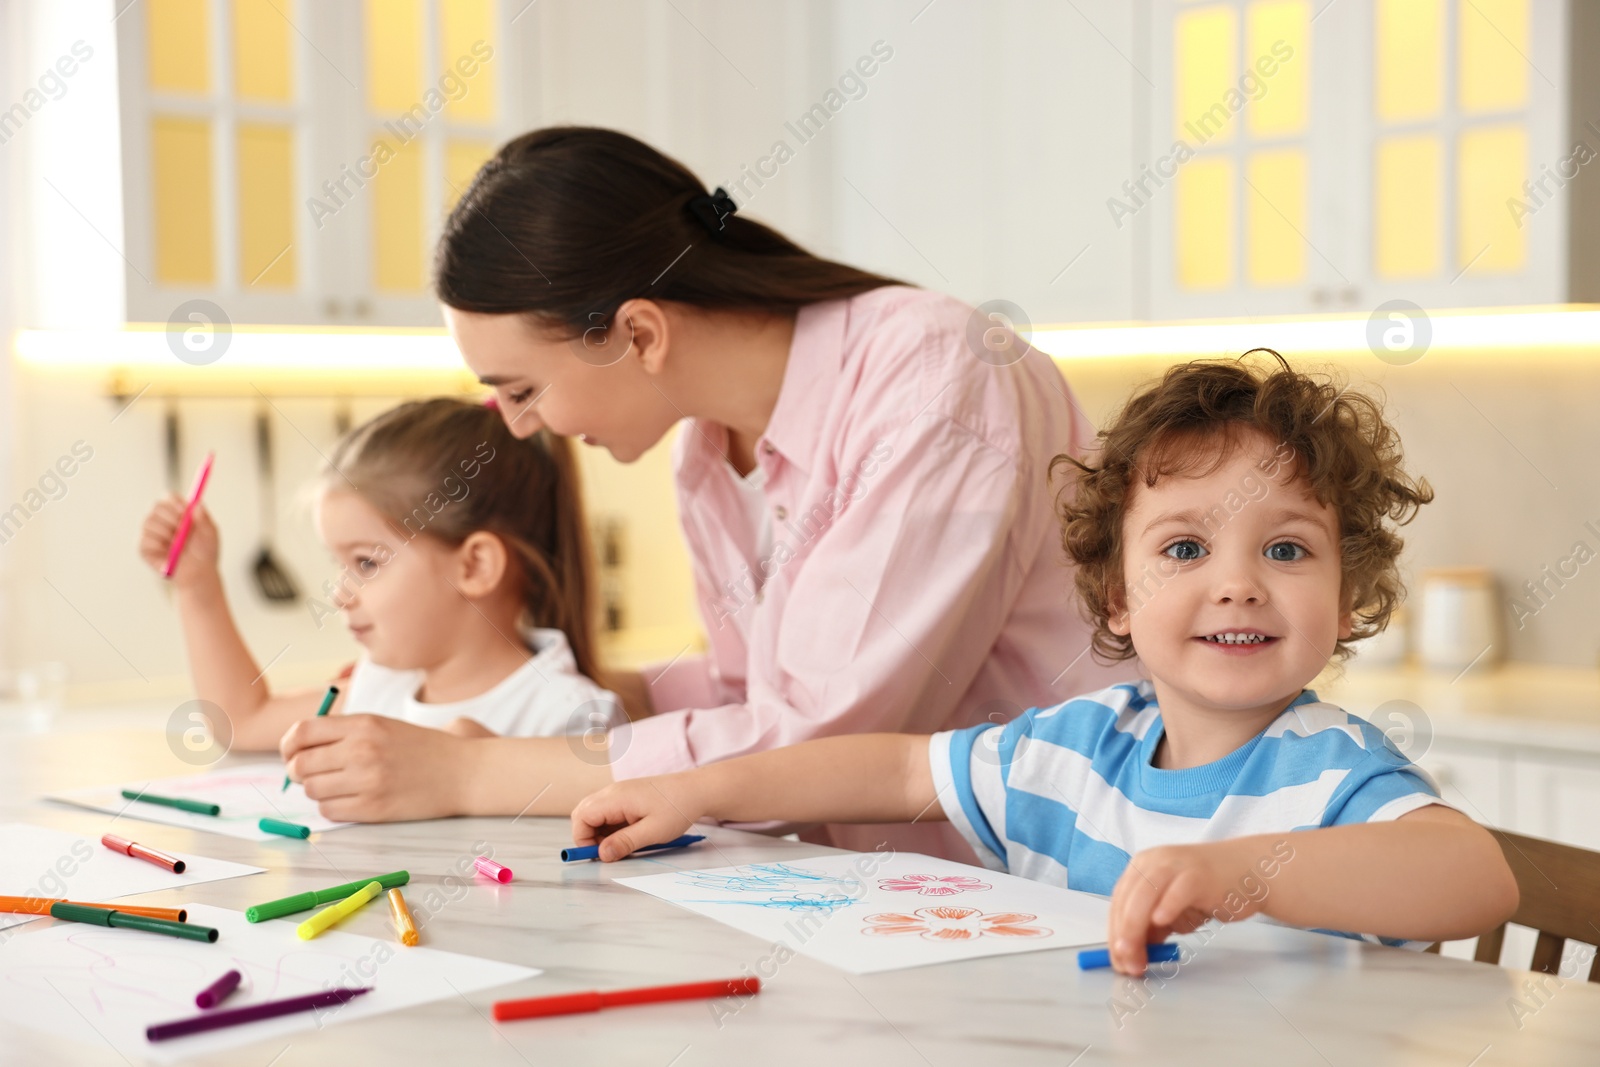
483,395,499,410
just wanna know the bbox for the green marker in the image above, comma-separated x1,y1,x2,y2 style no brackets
50,902,218,943
246,870,411,922
259,818,311,839
284,684,340,791
120,788,220,817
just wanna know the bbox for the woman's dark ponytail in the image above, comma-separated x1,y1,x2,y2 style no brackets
434,126,904,332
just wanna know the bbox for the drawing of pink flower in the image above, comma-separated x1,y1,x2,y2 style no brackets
877,874,992,897
861,907,1052,941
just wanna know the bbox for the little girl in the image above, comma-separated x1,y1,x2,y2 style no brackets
139,397,623,754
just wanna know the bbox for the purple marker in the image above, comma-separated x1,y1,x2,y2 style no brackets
150,987,370,1041
195,969,242,1009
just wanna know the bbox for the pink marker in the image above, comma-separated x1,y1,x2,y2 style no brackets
195,969,241,1009
162,452,215,578
475,856,512,883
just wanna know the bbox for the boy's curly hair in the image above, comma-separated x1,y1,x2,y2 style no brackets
1052,349,1434,666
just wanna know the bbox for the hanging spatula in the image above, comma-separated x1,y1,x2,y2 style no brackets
252,406,299,604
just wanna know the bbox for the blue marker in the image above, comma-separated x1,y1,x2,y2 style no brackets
1077,942,1182,970
561,833,706,863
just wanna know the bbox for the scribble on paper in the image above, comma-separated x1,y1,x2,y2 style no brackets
684,892,857,915
860,907,1052,941
676,862,862,896
877,874,991,897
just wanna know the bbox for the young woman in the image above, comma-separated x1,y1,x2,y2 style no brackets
281,126,1128,859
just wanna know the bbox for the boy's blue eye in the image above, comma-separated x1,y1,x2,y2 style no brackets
356,557,378,576
1163,540,1206,561
1266,541,1306,562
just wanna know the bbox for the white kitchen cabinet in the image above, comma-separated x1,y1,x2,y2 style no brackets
1142,0,1592,318
1510,750,1600,852
114,0,533,328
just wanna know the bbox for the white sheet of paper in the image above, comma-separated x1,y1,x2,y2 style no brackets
616,852,1110,974
0,823,263,933
0,903,540,1063
48,767,352,840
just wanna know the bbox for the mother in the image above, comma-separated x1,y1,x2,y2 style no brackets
284,126,1123,861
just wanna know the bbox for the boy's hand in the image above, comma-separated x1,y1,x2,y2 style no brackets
570,775,704,861
1107,838,1269,975
138,494,220,587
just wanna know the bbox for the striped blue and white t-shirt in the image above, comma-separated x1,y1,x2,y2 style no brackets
930,680,1448,946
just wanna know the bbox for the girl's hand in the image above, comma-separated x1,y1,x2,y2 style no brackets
1107,839,1269,975
282,713,469,822
570,774,704,861
138,494,220,588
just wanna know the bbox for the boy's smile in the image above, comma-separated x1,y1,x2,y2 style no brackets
1109,426,1353,767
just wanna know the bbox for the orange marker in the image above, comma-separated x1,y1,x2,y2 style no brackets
0,896,188,923
387,888,418,946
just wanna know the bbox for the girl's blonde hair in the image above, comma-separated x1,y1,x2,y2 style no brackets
326,397,600,682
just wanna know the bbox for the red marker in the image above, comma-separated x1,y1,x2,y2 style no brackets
162,452,215,578
102,833,186,874
492,977,760,1022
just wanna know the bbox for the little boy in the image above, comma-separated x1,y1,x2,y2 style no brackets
571,351,1519,974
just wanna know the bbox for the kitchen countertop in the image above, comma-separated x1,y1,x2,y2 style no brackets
1315,662,1600,756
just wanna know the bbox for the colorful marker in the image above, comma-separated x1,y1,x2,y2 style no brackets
284,684,339,790
560,833,706,863
258,817,311,840
474,856,512,883
195,969,242,1009
148,988,371,1041
493,977,760,1022
48,903,217,943
102,833,187,873
162,452,215,578
1077,942,1182,971
120,789,219,817
245,870,410,923
0,896,186,923
297,880,383,940
387,888,418,946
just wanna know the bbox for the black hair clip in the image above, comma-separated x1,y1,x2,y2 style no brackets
687,186,738,234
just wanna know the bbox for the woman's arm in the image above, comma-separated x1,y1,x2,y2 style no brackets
140,496,337,749
1105,805,1519,974
570,733,938,860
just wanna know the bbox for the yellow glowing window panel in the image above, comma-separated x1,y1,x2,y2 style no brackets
1175,157,1235,290
1458,125,1527,274
444,139,494,214
152,117,216,284
233,0,292,102
366,0,424,114
1459,0,1529,113
1245,1,1307,137
147,0,209,94
373,134,425,291
1245,149,1306,286
1373,135,1441,279
237,124,296,288
441,0,496,123
1175,6,1238,145
1375,0,1443,122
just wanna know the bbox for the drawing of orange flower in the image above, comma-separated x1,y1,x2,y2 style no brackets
877,874,992,897
861,907,1052,941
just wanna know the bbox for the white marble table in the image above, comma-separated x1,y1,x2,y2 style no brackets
3,726,1599,1066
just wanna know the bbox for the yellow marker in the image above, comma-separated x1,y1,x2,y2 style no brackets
387,887,419,947
296,880,383,940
